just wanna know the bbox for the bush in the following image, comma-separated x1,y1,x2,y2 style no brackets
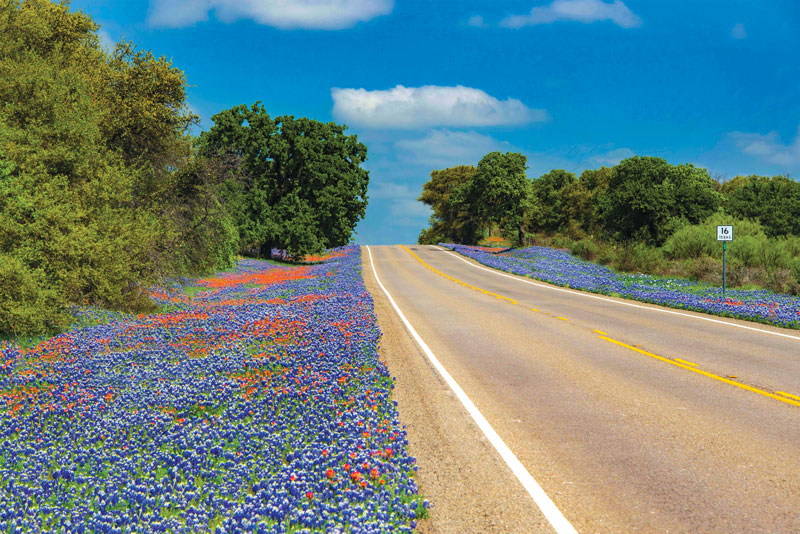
596,242,618,266
569,238,599,261
630,243,667,273
0,253,68,337
662,224,716,259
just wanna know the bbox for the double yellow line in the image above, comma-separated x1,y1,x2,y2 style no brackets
401,245,800,409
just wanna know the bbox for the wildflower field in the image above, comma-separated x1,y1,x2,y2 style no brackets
0,246,425,533
442,244,800,329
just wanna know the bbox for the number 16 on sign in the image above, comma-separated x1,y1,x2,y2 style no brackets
717,225,733,297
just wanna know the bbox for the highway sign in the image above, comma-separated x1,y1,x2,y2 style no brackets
717,225,733,241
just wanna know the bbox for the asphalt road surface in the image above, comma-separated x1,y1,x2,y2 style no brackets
363,244,800,534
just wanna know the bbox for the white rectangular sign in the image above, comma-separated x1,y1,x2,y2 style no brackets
717,225,733,241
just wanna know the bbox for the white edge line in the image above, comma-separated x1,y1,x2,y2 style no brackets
366,246,578,534
431,246,800,342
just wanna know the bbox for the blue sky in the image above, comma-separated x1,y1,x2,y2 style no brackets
71,0,800,245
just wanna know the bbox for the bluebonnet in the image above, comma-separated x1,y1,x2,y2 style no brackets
0,246,426,533
441,244,800,329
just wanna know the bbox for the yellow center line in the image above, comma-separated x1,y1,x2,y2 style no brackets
556,317,569,322
674,358,699,367
776,391,800,401
401,245,521,307
592,330,609,336
599,335,800,408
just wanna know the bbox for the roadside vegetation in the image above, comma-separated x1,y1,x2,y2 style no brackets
0,1,369,338
418,154,800,296
0,247,428,532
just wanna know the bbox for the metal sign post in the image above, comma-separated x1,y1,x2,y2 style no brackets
717,225,733,298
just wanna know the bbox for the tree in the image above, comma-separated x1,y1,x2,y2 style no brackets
199,103,369,259
722,175,800,237
454,152,530,246
417,165,477,244
0,0,235,335
598,156,721,245
561,166,613,236
530,169,577,233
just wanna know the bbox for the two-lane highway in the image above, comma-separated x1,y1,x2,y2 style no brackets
364,244,800,534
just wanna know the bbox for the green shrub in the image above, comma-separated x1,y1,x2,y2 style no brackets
596,242,618,266
630,242,667,272
729,235,763,268
569,238,599,261
0,253,68,337
662,224,716,259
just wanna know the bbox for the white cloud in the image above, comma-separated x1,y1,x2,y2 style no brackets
731,23,747,39
467,15,486,27
730,124,800,168
500,0,641,29
592,147,634,166
331,85,548,129
395,130,511,168
148,0,393,29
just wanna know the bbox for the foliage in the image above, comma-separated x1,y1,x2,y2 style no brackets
443,243,800,328
0,249,428,532
597,156,722,245
0,252,67,336
417,165,477,244
452,151,531,246
199,103,369,259
530,169,576,233
722,174,800,237
0,0,236,336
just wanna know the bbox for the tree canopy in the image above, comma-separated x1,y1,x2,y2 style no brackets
722,175,800,238
199,103,369,259
0,0,235,335
417,165,477,244
452,152,531,245
597,156,721,245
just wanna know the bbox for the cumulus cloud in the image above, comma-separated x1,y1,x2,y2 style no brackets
730,124,800,168
148,0,393,29
395,130,512,168
500,0,641,29
331,85,548,129
731,23,747,39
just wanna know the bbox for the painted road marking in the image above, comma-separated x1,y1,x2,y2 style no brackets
402,245,520,306
598,335,800,408
432,246,800,342
592,330,609,336
405,246,800,408
366,246,578,534
776,391,800,401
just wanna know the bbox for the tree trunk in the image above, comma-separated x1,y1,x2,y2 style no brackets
518,223,525,247
260,242,273,259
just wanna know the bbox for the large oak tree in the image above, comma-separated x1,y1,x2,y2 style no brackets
199,103,369,259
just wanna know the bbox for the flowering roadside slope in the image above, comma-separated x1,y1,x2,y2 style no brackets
441,244,800,329
0,246,425,533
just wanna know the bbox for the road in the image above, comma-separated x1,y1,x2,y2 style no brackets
363,244,800,534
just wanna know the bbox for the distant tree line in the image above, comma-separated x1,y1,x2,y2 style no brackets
418,153,800,293
0,0,368,336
